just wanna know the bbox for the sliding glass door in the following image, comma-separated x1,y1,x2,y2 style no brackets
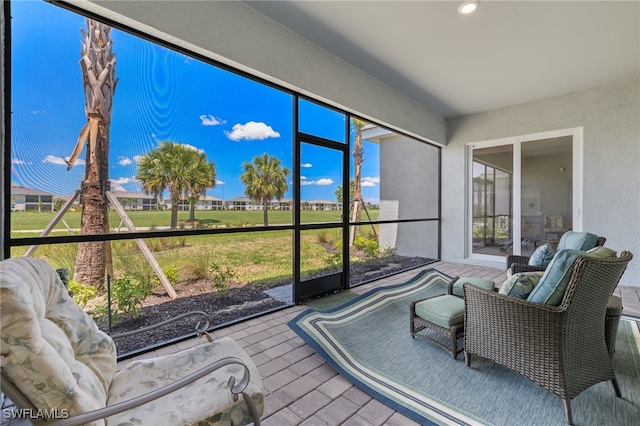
469,131,580,259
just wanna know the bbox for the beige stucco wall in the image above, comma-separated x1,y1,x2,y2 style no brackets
444,78,640,286
379,134,439,258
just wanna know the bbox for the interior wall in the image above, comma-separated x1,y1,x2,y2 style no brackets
444,78,640,286
74,0,446,145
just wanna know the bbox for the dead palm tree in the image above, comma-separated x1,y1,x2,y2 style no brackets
351,118,367,242
240,153,290,226
67,19,118,288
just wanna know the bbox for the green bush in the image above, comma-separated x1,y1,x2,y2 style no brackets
151,264,179,288
94,275,152,323
363,240,379,258
68,280,96,308
324,252,342,268
209,263,236,296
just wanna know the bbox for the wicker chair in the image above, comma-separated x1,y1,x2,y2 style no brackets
507,235,606,274
464,251,632,425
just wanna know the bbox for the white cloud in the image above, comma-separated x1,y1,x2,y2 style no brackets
43,155,85,166
109,177,130,192
12,158,32,165
133,155,144,163
362,176,380,187
300,177,334,186
118,156,133,166
199,114,226,126
316,178,334,186
216,180,225,185
301,163,313,168
225,121,280,141
180,143,205,154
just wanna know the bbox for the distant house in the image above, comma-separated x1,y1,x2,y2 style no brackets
270,198,292,210
226,196,262,211
169,195,224,211
109,191,158,211
305,199,342,211
10,185,54,212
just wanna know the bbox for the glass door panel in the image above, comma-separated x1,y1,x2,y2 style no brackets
300,142,344,224
521,137,573,256
472,146,513,256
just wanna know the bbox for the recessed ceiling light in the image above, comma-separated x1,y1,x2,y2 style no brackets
458,1,479,15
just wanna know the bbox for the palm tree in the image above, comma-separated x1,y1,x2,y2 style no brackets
136,142,216,229
351,118,368,242
186,155,216,222
240,153,290,226
66,19,118,288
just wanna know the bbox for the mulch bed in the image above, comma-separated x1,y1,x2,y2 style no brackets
99,255,434,356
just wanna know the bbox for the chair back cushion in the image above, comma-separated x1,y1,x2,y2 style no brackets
527,246,617,305
527,243,555,268
557,231,599,252
499,271,544,299
0,258,116,422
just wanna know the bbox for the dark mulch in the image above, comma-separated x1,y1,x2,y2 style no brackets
100,255,434,356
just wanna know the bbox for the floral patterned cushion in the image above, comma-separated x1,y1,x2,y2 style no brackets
107,337,264,425
1,258,264,426
499,271,544,299
0,257,116,425
528,243,555,268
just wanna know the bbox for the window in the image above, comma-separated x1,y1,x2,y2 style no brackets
6,0,441,354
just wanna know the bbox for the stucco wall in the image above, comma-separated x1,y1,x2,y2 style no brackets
444,78,640,286
379,134,439,258
76,0,445,145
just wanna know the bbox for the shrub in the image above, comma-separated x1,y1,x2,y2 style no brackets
150,264,179,288
324,253,342,268
363,239,379,258
209,263,236,296
68,280,96,308
94,275,152,323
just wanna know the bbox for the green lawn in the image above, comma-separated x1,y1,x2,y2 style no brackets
10,209,381,290
10,209,378,234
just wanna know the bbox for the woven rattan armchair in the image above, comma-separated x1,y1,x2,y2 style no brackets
507,235,606,274
464,251,632,425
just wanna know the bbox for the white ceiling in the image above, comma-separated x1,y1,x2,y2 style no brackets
245,1,640,119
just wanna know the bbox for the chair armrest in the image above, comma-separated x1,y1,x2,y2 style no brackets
42,356,256,426
510,264,545,274
506,255,530,269
446,276,460,295
110,310,212,341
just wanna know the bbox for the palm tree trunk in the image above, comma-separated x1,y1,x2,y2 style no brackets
352,130,364,241
189,200,196,222
263,199,269,226
74,19,118,288
171,202,179,229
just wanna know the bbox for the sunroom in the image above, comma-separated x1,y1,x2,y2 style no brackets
1,1,639,425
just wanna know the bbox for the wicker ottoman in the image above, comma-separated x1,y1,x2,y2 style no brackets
410,295,465,359
606,295,623,357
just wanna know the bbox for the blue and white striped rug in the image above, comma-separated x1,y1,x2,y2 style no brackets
288,269,640,425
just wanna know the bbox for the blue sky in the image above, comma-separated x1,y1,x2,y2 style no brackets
10,0,381,204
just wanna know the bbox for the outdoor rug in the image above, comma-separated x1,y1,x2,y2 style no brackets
288,269,640,425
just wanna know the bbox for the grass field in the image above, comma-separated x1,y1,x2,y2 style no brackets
10,209,379,234
10,210,380,291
